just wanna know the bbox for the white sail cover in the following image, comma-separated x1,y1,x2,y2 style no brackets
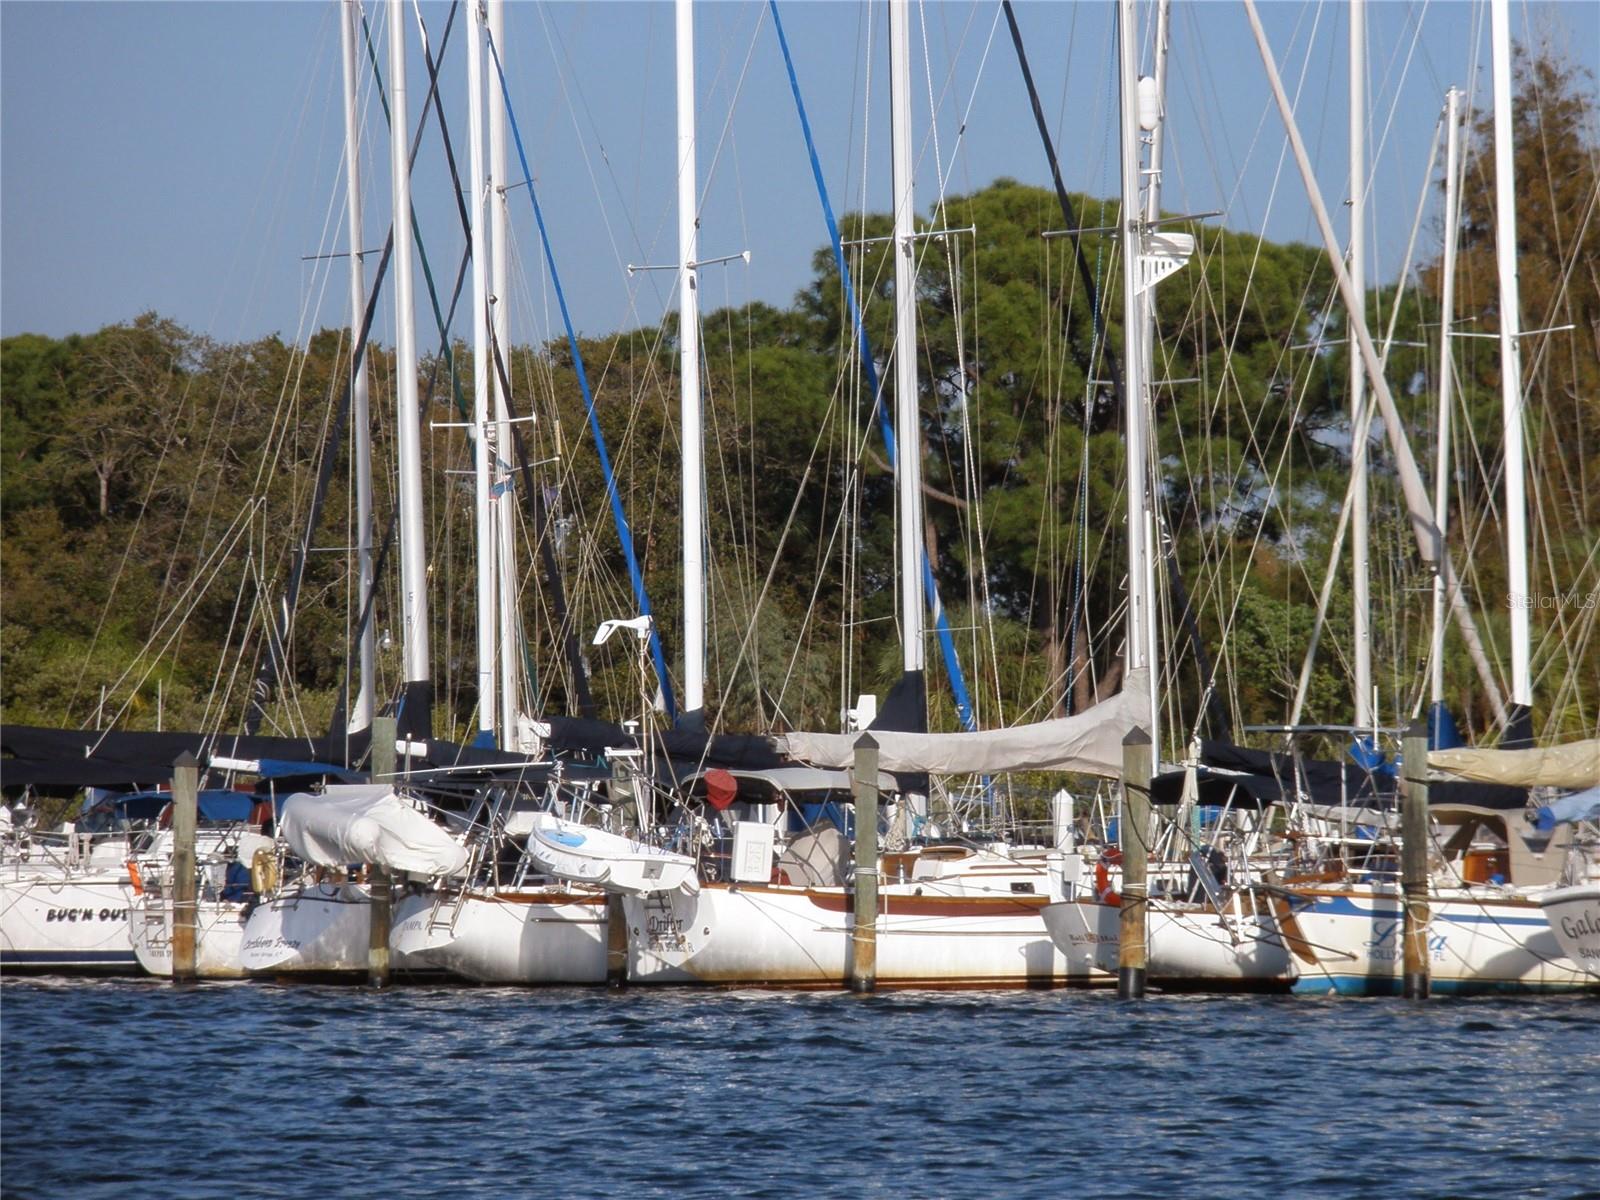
1429,739,1600,789
280,785,468,877
776,670,1149,778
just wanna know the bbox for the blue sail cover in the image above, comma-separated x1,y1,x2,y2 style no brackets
1428,702,1464,750
82,790,282,823
1534,785,1600,831
1348,735,1396,777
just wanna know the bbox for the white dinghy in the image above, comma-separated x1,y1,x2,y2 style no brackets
526,812,696,896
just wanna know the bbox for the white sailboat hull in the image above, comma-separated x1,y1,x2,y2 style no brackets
0,869,136,971
239,883,375,976
390,888,609,984
1534,884,1600,978
1040,897,1294,990
624,882,1082,988
0,828,240,972
1287,882,1597,994
130,897,251,979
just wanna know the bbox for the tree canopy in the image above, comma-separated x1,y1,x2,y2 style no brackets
4,45,1595,755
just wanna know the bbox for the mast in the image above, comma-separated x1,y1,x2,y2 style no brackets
339,0,376,735
488,0,520,747
888,0,924,690
1118,0,1159,750
677,0,705,719
1139,0,1169,748
466,0,496,743
1243,0,1508,728
1491,0,1533,742
387,0,431,739
1349,0,1373,732
1429,87,1464,719
1138,0,1170,363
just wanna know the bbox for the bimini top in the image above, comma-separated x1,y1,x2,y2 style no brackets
280,785,468,877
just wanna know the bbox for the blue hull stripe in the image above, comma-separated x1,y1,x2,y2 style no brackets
1300,894,1547,927
1292,975,1595,997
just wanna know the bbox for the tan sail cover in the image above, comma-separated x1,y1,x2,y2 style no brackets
1428,739,1600,789
776,670,1148,779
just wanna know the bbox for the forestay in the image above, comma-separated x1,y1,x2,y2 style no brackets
775,670,1148,778
281,785,468,877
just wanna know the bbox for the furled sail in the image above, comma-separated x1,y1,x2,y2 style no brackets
280,785,467,877
775,670,1149,778
1429,739,1600,789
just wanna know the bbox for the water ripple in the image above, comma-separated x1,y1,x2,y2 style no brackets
3,979,1597,1199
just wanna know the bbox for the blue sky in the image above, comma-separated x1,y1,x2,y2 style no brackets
3,0,1596,350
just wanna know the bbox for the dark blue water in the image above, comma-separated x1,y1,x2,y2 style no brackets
3,978,1596,1200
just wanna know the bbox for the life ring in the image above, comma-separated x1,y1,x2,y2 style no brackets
250,847,278,896
1095,848,1122,907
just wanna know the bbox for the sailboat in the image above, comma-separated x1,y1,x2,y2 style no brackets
1237,0,1599,995
389,0,645,987
1031,0,1297,993
128,820,275,980
0,789,257,972
1532,779,1600,975
235,0,465,981
593,0,1178,991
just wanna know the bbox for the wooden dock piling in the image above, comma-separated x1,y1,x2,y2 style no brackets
1117,728,1152,1000
1400,719,1431,1000
850,733,880,994
606,895,628,987
368,716,396,989
170,751,200,983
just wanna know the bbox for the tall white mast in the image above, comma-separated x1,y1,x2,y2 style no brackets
1430,87,1464,714
888,0,924,687
1139,0,1169,751
1118,0,1159,750
1491,0,1532,733
677,0,705,718
1244,0,1508,727
1349,0,1373,732
466,0,496,742
387,0,430,735
339,0,376,734
488,0,520,747
1138,0,1171,363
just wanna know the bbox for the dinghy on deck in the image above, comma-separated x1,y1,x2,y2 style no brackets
526,813,696,896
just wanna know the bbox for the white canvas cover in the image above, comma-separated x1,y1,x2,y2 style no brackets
776,669,1149,779
280,785,468,877
1429,739,1600,789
